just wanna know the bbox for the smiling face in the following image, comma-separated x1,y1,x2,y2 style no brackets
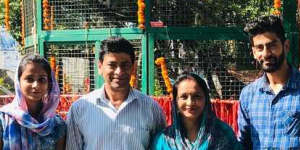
252,32,289,73
176,79,206,122
19,62,49,104
98,52,133,92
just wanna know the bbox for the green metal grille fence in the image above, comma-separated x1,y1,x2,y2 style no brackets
21,0,298,96
150,0,274,27
45,43,95,94
154,40,262,99
24,45,35,55
44,39,142,94
47,0,138,30
24,0,34,37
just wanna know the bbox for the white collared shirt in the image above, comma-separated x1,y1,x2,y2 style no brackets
66,86,166,150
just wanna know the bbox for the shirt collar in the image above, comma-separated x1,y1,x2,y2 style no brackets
96,84,138,105
285,67,300,89
259,67,300,92
259,75,270,93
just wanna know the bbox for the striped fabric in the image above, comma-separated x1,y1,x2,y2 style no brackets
238,67,300,149
66,85,166,150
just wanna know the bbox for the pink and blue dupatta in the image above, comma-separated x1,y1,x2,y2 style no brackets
0,68,60,150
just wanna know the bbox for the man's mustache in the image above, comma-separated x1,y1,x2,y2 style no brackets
259,57,276,64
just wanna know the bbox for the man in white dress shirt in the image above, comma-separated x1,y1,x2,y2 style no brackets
66,36,166,150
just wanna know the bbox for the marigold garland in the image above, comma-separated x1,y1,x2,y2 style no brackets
43,0,51,30
4,0,10,31
63,73,72,94
273,0,281,15
55,65,59,81
137,0,145,29
49,55,56,73
50,55,59,82
155,57,172,94
130,62,138,88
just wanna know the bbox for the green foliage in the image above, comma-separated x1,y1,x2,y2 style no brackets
0,71,14,95
0,0,21,43
0,2,3,21
153,78,164,96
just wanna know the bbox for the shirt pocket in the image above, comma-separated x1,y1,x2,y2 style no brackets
283,111,300,136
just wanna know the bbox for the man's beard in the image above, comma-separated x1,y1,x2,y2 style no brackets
259,50,285,73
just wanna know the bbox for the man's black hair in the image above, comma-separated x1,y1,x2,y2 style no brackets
99,36,135,64
244,15,286,46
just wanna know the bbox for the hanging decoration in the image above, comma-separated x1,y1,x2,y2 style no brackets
50,55,56,73
273,0,281,15
63,73,72,94
50,55,59,82
137,0,146,29
42,0,51,30
155,57,173,94
55,65,60,82
4,0,10,31
130,62,138,88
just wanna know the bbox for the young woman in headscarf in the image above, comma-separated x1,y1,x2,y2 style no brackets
151,72,241,150
0,54,66,150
